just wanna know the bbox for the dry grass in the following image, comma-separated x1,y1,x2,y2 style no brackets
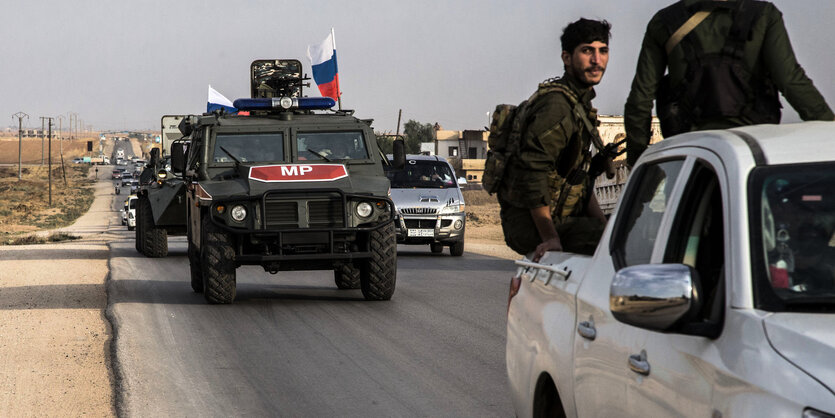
0,165,94,243
462,188,504,242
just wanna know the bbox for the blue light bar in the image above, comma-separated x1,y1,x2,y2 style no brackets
232,97,336,111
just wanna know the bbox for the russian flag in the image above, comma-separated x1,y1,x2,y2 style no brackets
207,85,238,114
306,30,341,101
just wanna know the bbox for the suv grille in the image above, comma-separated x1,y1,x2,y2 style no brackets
264,193,344,229
401,207,437,215
404,219,437,229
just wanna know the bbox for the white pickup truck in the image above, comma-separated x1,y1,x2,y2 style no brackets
506,122,835,417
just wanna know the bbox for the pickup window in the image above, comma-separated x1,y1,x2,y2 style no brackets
664,162,725,331
612,159,684,268
750,162,835,312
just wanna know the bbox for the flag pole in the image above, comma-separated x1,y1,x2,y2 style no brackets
332,27,342,111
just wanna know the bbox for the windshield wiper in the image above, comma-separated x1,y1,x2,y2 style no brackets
782,296,835,312
219,146,243,167
306,148,332,162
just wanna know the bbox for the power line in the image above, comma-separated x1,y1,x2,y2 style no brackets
12,112,29,181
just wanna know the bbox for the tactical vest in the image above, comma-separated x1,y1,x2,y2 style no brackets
656,0,781,137
485,78,603,220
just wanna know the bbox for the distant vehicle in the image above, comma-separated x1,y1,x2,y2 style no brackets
89,156,110,165
385,155,466,256
129,180,140,194
72,157,84,164
123,195,138,230
112,170,122,180
506,122,835,418
134,159,146,166
121,178,133,187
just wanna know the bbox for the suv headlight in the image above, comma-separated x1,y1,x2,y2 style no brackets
356,202,373,218
439,203,464,214
230,205,247,222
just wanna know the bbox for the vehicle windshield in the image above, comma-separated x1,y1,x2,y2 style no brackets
296,131,368,161
750,162,835,312
385,160,457,189
212,133,285,163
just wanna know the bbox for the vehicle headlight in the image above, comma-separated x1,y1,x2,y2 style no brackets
356,202,373,218
157,170,167,180
440,203,464,214
230,205,247,222
454,219,464,230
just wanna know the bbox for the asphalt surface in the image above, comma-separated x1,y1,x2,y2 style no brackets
105,170,517,416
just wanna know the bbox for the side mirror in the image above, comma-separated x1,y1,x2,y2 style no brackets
457,177,467,186
391,139,406,169
171,142,187,174
609,264,702,332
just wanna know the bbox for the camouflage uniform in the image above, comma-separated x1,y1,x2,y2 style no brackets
498,74,605,256
625,0,834,166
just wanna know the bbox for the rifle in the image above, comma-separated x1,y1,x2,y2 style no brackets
589,139,626,180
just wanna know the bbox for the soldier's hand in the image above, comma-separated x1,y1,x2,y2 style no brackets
533,237,563,262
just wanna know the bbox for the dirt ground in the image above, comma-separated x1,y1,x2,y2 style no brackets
0,160,516,417
0,168,114,416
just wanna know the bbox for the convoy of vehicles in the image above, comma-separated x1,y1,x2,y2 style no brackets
385,155,467,255
506,122,835,418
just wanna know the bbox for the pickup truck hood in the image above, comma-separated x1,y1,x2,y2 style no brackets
763,314,835,393
390,188,461,210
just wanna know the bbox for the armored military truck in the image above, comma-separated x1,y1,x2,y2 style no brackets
170,59,405,304
134,115,188,257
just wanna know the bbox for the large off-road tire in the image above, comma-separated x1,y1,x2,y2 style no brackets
430,242,444,254
334,263,361,289
134,200,143,253
360,222,397,301
139,196,168,257
200,216,236,304
450,240,465,257
188,237,203,293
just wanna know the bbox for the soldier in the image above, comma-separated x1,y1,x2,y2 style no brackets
625,0,834,167
498,18,611,262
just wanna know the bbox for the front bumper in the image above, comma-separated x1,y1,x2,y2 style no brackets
394,212,465,244
205,188,394,266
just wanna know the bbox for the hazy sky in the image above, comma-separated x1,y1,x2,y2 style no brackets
2,0,833,133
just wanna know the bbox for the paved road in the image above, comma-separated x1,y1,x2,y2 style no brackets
105,187,517,416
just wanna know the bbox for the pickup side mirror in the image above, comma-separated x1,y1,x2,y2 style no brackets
609,264,702,332
171,142,187,174
391,139,406,169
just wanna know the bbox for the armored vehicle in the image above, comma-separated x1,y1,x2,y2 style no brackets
134,115,188,257
170,59,405,304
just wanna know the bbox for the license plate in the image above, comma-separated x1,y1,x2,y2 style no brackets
407,229,434,237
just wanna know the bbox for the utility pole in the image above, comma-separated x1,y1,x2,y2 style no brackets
12,112,28,181
45,117,54,206
40,117,46,166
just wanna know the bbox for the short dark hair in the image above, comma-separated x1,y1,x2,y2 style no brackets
561,18,612,53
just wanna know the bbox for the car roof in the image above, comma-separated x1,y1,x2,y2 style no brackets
386,154,450,163
647,122,835,167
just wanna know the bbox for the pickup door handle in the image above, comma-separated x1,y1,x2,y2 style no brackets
628,350,650,376
577,320,596,341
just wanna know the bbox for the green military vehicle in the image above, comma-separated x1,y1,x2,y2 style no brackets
170,59,405,304
134,115,188,257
